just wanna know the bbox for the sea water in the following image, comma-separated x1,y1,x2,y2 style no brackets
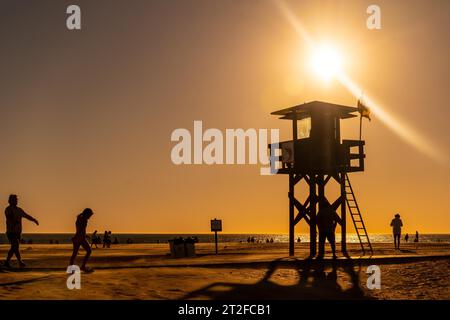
0,233,449,244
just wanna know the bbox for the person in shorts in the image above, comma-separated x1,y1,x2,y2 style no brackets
4,194,39,268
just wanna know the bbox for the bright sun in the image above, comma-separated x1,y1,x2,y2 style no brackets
309,44,343,82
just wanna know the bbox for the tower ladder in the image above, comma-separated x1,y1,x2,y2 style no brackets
344,173,373,255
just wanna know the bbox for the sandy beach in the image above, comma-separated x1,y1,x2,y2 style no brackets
0,242,449,300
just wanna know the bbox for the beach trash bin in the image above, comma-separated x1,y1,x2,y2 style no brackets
184,237,196,257
169,238,185,258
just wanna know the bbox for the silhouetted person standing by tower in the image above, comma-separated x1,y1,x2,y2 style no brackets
69,208,94,272
390,213,403,250
317,201,341,260
3,194,39,268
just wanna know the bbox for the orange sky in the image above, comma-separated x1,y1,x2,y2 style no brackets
0,0,449,234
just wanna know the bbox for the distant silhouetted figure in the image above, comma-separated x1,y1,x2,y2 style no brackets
390,213,403,250
4,194,39,268
103,231,112,248
404,233,409,243
317,201,341,260
247,237,251,243
69,208,94,272
414,231,419,249
90,230,100,248
113,237,119,244
250,237,255,243
297,237,301,243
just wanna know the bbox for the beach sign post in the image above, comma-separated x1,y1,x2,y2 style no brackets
210,218,222,254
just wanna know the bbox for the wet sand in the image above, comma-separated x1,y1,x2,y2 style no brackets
0,242,449,300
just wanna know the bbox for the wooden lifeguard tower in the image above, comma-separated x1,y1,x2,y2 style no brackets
269,100,372,257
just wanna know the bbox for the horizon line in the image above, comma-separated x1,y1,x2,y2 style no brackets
14,232,450,235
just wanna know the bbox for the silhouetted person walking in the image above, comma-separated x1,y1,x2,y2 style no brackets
317,201,341,260
390,213,403,250
3,194,39,268
404,233,409,243
69,208,94,272
90,230,100,248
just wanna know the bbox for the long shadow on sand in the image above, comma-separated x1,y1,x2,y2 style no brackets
0,275,51,287
182,258,371,300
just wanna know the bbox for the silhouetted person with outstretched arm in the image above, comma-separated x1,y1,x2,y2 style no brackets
390,213,403,250
317,201,341,260
69,208,94,272
4,194,39,268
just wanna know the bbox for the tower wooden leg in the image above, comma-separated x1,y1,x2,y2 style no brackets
309,175,317,258
289,174,295,256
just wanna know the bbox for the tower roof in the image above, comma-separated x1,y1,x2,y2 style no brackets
271,100,358,120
